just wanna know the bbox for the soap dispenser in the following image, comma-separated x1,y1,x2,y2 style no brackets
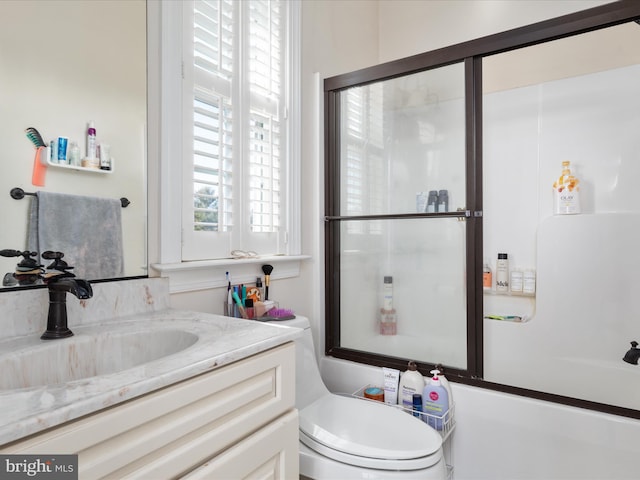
432,366,453,410
422,369,450,431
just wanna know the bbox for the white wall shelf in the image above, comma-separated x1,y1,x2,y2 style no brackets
46,158,113,174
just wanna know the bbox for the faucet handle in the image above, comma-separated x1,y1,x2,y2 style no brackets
1,249,39,262
0,249,24,257
42,250,74,274
1,249,43,271
631,341,638,349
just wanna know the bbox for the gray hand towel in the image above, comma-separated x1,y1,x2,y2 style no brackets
27,191,124,280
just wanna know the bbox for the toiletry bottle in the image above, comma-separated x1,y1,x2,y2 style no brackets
57,137,68,163
99,143,111,170
245,298,255,319
383,276,393,311
87,121,97,159
437,189,448,213
398,361,426,410
553,160,580,215
383,367,400,405
412,394,423,419
523,269,536,295
496,253,509,293
69,141,80,166
510,269,523,293
49,140,57,164
416,192,428,213
256,277,264,301
380,276,397,335
422,370,450,431
483,260,492,291
426,191,438,213
433,366,453,410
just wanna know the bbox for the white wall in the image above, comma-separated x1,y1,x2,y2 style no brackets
377,0,615,62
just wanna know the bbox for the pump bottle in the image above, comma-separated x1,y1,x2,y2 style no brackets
422,370,450,431
398,361,425,410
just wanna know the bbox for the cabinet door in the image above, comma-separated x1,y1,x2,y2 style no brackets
183,410,299,480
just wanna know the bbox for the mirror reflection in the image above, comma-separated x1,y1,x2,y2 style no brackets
0,0,147,287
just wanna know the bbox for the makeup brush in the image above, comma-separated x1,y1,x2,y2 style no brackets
261,264,274,300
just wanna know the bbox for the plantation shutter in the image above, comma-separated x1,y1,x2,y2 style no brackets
183,0,285,260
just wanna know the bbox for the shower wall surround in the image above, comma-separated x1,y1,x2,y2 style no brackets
483,63,640,411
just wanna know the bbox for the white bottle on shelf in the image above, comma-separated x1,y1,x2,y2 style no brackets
523,270,536,295
510,269,523,293
553,160,580,215
398,361,425,410
496,253,509,293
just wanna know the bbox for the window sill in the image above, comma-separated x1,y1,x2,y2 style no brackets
150,255,311,294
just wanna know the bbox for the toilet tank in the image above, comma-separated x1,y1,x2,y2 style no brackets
266,316,330,409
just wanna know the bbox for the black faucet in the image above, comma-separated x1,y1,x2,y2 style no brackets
41,251,92,340
622,341,640,365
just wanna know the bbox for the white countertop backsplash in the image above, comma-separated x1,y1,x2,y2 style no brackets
0,278,172,337
0,278,301,445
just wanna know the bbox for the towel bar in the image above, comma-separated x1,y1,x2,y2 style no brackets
10,187,130,208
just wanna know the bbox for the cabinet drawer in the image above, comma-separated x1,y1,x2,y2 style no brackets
178,409,298,480
2,343,295,479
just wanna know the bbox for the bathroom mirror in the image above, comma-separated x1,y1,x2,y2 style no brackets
0,0,147,287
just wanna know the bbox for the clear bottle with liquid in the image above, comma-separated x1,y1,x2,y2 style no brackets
553,161,580,215
380,276,397,335
69,141,81,166
483,260,492,291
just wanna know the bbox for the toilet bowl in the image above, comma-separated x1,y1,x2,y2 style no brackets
267,316,447,480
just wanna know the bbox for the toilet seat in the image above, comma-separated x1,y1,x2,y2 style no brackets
299,394,443,470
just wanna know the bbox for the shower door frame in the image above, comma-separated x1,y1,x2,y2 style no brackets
324,0,640,420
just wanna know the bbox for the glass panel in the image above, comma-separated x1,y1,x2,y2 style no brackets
482,22,640,411
339,63,466,216
339,217,467,369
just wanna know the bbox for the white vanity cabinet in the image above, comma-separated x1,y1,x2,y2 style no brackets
1,342,298,479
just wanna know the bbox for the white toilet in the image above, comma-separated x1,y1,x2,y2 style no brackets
267,316,447,480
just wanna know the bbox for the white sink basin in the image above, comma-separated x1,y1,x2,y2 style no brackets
0,329,198,390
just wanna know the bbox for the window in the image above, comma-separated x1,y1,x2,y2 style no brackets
182,0,298,260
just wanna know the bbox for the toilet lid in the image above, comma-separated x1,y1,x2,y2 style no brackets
299,394,443,470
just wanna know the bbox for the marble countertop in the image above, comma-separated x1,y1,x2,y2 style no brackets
0,309,301,446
